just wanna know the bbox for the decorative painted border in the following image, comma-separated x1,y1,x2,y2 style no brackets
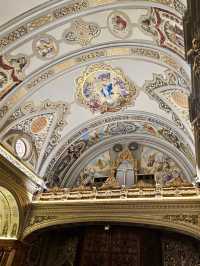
0,44,190,127
0,0,186,52
32,34,59,61
42,111,195,186
23,199,200,240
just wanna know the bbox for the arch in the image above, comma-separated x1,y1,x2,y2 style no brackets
42,111,195,186
0,186,20,239
23,199,200,240
0,43,190,126
0,0,186,53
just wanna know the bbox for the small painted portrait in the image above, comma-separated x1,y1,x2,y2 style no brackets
107,11,132,39
33,35,58,60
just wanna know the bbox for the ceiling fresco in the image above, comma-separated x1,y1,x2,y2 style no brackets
0,0,196,189
43,111,194,187
75,63,138,113
74,144,188,188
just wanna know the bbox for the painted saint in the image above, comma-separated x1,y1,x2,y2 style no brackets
98,73,114,103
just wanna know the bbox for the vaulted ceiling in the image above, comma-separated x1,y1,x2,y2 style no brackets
0,0,195,188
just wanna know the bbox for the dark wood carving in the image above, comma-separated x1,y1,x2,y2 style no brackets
184,0,200,179
6,225,200,266
77,226,163,266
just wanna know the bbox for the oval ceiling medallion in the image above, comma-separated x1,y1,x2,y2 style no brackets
32,34,59,60
31,116,48,134
107,11,132,39
76,64,138,113
171,91,189,109
14,137,31,160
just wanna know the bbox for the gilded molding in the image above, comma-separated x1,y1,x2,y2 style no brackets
163,214,199,226
28,215,57,227
23,198,200,239
33,186,200,201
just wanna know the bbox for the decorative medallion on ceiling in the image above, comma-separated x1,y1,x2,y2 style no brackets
32,34,59,60
107,11,132,39
63,18,101,46
76,64,138,113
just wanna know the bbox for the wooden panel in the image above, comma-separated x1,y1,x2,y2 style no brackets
78,226,140,266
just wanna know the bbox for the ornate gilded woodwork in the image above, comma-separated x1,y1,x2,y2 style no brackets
24,195,200,239
162,235,200,265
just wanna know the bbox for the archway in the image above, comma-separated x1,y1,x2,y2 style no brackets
21,222,200,266
0,186,19,239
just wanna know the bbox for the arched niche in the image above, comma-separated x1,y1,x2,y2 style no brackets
0,186,19,239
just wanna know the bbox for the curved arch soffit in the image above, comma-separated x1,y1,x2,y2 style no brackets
0,43,190,128
0,0,186,54
42,111,195,185
0,186,20,239
62,134,195,186
23,211,200,241
0,0,192,187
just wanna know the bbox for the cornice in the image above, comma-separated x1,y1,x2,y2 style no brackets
23,196,200,239
0,144,45,189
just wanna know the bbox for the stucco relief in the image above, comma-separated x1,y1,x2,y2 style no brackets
64,19,101,46
0,46,189,121
0,186,19,239
143,70,190,133
1,100,70,172
32,35,59,60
